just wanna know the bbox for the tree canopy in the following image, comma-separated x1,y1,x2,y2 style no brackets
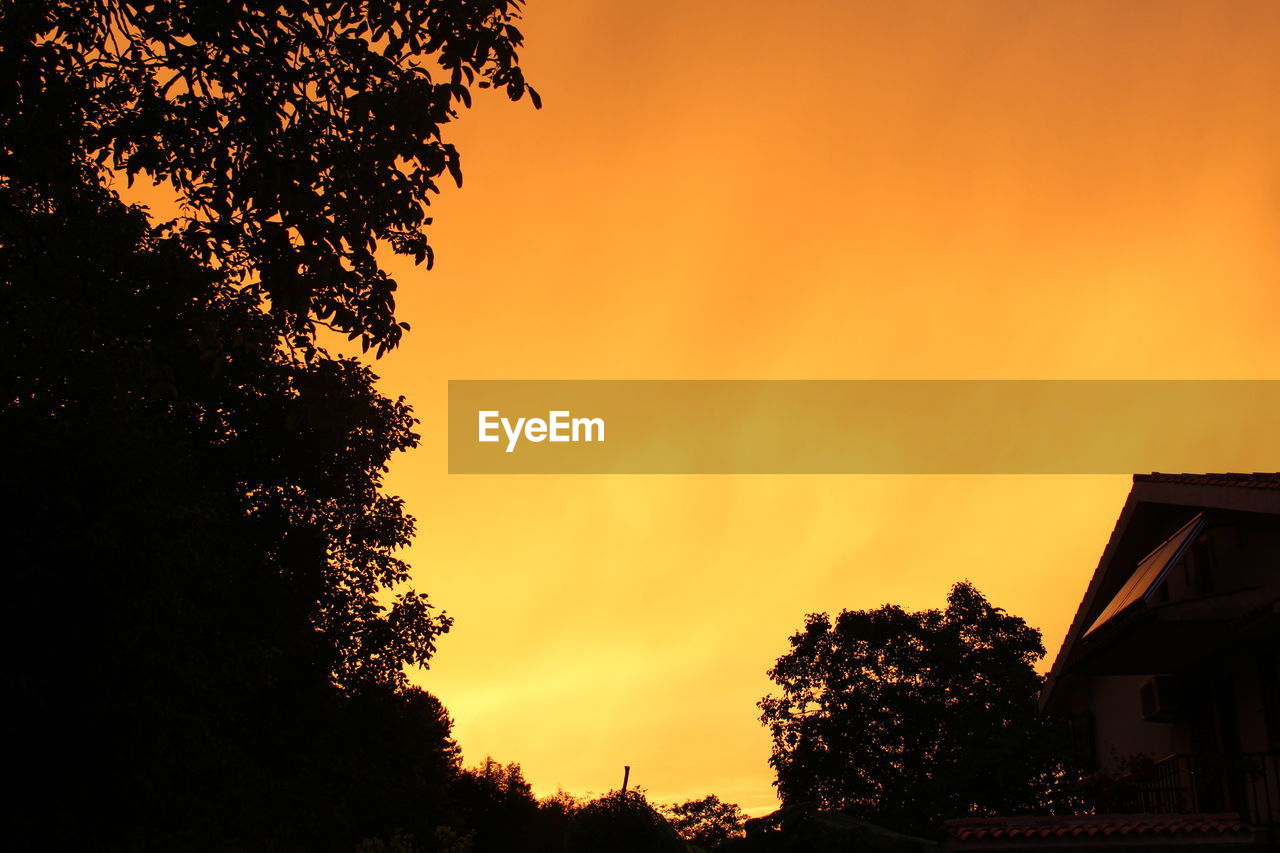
2,0,539,354
0,143,468,851
448,759,585,853
759,582,1080,839
565,790,686,853
2,0,537,848
663,794,747,849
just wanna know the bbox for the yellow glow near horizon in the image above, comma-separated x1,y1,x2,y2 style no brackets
131,0,1280,815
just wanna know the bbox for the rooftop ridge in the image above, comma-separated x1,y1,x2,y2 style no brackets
1135,472,1280,490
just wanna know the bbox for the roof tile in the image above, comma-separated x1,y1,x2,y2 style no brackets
1134,472,1280,489
944,813,1254,842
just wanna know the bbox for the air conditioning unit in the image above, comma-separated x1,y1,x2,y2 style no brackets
1140,676,1179,722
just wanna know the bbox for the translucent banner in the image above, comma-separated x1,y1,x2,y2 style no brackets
447,380,1280,474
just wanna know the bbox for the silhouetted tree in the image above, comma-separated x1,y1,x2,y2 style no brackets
663,795,747,849
2,0,540,354
537,789,585,840
442,760,587,852
759,582,1080,839
0,160,466,851
565,790,686,853
449,758,542,852
1,0,536,849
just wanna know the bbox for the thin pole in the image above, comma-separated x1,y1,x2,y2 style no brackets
621,765,631,796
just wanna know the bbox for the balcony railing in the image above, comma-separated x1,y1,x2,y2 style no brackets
1133,752,1280,826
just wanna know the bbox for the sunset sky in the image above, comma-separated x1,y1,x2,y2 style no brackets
268,0,1280,813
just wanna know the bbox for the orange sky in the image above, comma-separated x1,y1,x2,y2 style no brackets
132,0,1280,814
362,0,1280,813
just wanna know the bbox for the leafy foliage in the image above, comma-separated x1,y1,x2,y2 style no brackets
0,157,462,850
663,795,747,850
1,0,540,354
565,790,687,853
449,759,582,852
759,582,1082,839
1,0,537,848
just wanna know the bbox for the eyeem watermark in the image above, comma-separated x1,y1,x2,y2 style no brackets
451,380,1280,473
478,410,606,453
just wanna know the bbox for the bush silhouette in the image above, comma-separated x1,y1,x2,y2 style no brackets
565,791,687,853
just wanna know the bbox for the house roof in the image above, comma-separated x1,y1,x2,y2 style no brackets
944,813,1259,847
1133,472,1280,490
1040,473,1280,713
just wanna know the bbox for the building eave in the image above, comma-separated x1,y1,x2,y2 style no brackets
1040,473,1280,715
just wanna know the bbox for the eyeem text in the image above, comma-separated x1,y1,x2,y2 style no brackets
478,410,606,453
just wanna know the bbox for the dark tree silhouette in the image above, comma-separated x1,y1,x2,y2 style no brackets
663,794,747,849
1,1,536,849
2,0,539,354
565,790,686,853
448,759,580,852
759,582,1081,839
1,159,465,851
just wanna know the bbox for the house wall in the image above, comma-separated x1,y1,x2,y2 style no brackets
1085,511,1280,772
1088,674,1175,773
